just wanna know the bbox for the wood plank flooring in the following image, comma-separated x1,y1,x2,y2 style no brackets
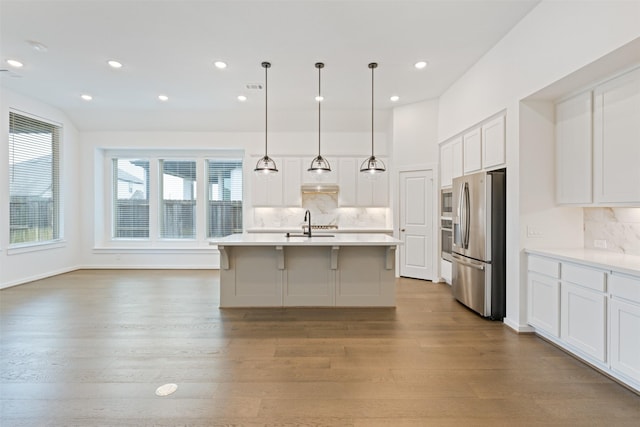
1,269,639,426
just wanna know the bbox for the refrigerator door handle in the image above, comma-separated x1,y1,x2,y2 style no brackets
452,253,485,270
457,182,466,249
463,182,470,248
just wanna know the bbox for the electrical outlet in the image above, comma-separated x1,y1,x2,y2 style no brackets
527,226,543,238
594,239,607,249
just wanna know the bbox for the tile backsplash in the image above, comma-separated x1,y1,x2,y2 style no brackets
584,208,640,256
253,193,389,229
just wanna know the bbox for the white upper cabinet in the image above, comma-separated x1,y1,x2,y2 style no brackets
555,91,593,204
593,67,640,204
282,157,302,206
337,158,358,206
251,156,284,207
358,168,389,207
463,127,482,174
338,157,388,207
452,137,463,179
440,143,453,187
482,115,505,169
440,136,463,188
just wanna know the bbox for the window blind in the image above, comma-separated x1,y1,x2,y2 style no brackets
113,158,149,238
160,160,196,239
9,112,60,245
207,159,243,237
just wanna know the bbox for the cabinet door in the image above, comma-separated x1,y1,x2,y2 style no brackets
338,158,358,206
555,91,593,204
528,271,561,337
282,158,302,207
561,282,607,362
593,67,640,203
452,137,463,179
251,156,283,206
609,297,640,384
482,116,505,169
440,143,453,187
463,127,482,174
371,170,389,207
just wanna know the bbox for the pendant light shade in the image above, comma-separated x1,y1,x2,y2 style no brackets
254,61,278,175
308,62,331,174
360,62,386,174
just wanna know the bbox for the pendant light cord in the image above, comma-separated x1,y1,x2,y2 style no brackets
318,63,322,156
263,62,269,157
369,62,376,156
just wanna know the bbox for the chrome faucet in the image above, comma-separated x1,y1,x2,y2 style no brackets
303,210,312,237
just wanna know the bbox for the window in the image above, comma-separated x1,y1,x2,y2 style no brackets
160,160,196,239
113,159,149,238
108,152,242,244
207,159,243,237
9,112,61,246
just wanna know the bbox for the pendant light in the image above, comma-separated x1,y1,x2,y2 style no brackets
254,61,278,174
360,62,386,174
308,62,331,174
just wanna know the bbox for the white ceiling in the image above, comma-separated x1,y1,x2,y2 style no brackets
0,0,540,132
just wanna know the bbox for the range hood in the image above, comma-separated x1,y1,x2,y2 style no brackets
301,184,339,194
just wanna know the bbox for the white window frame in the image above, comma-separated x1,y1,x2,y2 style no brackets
7,110,65,253
99,149,243,249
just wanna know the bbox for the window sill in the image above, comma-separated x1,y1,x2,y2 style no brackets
93,246,219,255
8,240,67,255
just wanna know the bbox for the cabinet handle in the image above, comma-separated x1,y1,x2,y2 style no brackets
401,228,406,232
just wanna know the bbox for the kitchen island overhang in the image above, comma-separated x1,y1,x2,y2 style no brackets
211,233,402,307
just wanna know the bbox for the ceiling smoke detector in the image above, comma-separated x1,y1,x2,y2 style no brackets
245,83,263,90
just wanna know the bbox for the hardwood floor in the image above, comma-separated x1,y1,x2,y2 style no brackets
1,270,639,426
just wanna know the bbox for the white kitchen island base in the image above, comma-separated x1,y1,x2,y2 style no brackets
215,233,400,307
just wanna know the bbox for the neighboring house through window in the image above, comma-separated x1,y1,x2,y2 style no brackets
8,111,61,246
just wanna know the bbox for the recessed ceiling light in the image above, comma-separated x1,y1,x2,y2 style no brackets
214,61,227,69
158,95,169,101
27,40,48,52
107,60,123,69
81,94,93,101
315,95,324,102
390,95,400,102
237,95,247,102
414,61,428,70
6,59,23,68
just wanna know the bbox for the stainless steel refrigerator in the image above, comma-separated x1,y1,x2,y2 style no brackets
451,169,506,320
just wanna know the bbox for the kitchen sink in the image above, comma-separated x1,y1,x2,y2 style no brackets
285,233,335,238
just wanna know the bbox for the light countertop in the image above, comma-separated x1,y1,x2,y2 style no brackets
245,227,394,234
525,248,640,277
210,232,402,247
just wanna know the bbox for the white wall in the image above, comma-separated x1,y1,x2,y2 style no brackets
0,89,81,289
436,0,640,331
392,99,439,167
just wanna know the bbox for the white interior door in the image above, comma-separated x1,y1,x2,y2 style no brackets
399,170,434,280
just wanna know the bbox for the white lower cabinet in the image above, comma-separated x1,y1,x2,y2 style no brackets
528,271,560,337
527,255,561,337
526,253,640,392
561,282,607,362
609,273,640,385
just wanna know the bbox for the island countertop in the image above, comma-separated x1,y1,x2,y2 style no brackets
210,232,402,247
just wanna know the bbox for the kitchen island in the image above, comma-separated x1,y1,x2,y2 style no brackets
211,233,401,307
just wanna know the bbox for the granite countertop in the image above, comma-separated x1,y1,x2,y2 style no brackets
525,248,640,277
210,232,402,247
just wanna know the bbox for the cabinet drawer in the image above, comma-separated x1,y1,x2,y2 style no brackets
528,256,560,278
562,263,606,292
610,273,640,304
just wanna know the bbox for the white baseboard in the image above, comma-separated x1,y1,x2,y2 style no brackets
0,265,82,290
503,317,535,333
